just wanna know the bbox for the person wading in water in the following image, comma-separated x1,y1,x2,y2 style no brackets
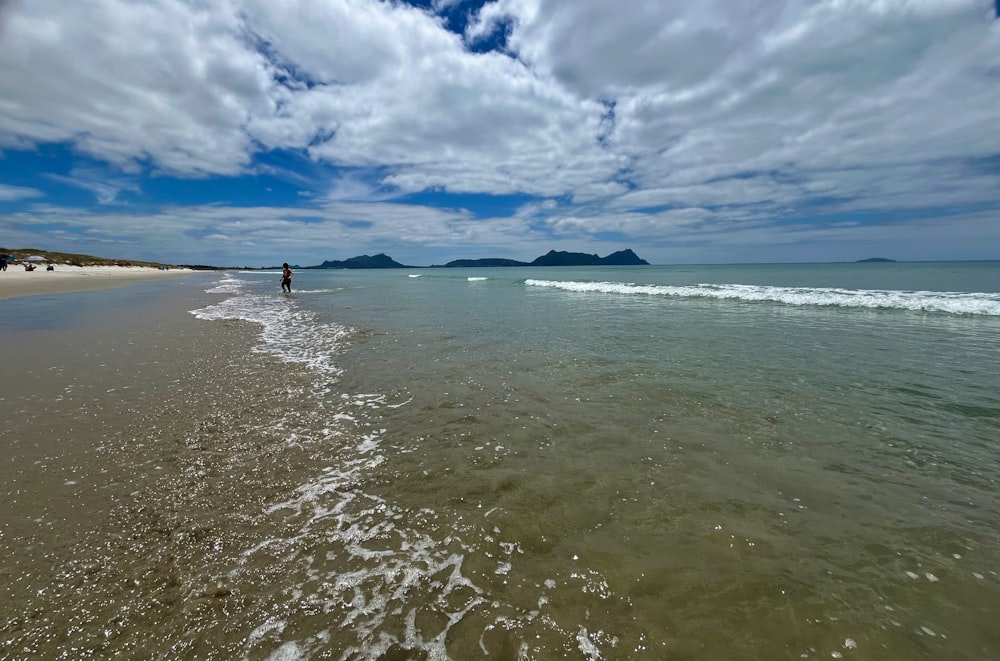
281,262,293,293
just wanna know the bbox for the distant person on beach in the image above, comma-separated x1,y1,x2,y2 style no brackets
0,255,7,271
281,263,293,293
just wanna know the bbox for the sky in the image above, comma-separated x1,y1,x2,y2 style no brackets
1,0,998,267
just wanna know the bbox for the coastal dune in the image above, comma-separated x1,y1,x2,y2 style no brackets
0,264,194,300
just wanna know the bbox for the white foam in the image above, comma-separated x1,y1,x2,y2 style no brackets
240,391,489,660
205,275,244,294
577,628,602,660
194,272,626,659
265,641,303,661
356,433,381,455
467,277,488,282
245,618,286,647
525,279,1000,316
190,275,349,380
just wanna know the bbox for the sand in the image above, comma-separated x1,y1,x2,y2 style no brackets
0,278,321,657
0,264,196,300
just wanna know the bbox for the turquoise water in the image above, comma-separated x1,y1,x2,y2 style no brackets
192,261,1000,659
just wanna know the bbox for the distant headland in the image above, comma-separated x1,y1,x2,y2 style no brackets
302,249,650,270
855,257,896,263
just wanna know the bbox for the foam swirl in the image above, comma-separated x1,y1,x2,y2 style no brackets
190,275,349,379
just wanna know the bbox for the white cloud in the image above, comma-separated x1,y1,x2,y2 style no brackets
0,198,548,264
431,0,466,12
0,0,271,174
0,183,42,201
0,0,998,263
3,194,996,265
468,0,999,205
45,167,140,204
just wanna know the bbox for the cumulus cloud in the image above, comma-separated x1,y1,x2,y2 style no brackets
0,0,271,174
0,0,997,262
497,1,998,194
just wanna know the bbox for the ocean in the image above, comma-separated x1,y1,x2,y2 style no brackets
189,261,1000,660
2,261,999,660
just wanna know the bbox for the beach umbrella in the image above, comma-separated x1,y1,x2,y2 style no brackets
27,255,45,261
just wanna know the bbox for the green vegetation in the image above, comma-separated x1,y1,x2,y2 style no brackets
0,247,175,268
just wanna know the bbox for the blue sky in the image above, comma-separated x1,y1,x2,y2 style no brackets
1,0,998,266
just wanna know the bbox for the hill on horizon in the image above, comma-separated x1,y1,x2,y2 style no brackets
307,253,411,269
307,249,650,269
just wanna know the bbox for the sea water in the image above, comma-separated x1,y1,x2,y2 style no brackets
189,261,1000,660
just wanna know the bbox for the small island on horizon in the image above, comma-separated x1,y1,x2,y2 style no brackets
855,257,896,263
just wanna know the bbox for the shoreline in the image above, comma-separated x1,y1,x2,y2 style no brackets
0,276,327,657
0,264,198,300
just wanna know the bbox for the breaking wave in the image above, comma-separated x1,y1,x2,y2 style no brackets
525,280,1000,316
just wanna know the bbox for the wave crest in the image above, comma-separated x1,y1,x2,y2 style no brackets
525,279,1000,316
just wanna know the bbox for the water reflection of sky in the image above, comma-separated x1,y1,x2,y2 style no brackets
0,279,200,332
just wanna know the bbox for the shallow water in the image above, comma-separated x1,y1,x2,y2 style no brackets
2,264,999,660
192,263,1000,659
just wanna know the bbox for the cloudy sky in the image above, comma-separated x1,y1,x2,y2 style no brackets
1,0,998,266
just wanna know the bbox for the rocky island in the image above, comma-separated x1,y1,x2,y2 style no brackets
309,253,409,269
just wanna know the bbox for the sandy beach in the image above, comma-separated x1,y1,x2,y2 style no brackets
0,264,195,300
0,278,322,658
4,267,1000,659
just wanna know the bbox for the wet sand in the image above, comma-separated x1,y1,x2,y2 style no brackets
0,279,326,657
0,265,195,300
